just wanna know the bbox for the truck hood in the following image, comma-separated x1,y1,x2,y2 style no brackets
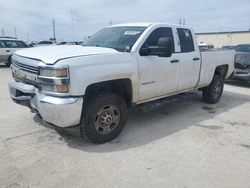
15,45,118,64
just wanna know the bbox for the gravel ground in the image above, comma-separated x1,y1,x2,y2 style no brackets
0,64,250,188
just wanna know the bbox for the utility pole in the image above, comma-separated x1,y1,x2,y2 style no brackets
183,19,186,25
70,9,75,41
26,33,29,43
110,19,112,26
179,18,181,25
52,18,56,41
1,28,5,36
14,26,17,38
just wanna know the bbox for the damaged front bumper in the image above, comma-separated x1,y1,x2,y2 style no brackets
232,69,250,81
8,80,83,127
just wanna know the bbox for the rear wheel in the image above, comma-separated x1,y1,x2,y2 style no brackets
81,92,127,143
202,74,224,104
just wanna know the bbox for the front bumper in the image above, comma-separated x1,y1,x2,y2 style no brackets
232,69,250,81
8,80,83,127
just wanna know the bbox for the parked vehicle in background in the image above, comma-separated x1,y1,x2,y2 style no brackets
9,23,234,143
0,37,28,66
36,40,56,47
58,41,82,45
58,42,67,45
232,44,250,81
198,42,214,50
221,45,236,50
27,41,37,47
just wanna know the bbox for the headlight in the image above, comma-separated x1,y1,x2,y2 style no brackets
38,66,70,94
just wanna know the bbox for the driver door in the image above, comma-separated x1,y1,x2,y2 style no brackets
137,27,179,101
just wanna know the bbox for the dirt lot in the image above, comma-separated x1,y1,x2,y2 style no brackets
0,64,250,188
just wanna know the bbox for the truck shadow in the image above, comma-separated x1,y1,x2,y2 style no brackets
34,90,250,153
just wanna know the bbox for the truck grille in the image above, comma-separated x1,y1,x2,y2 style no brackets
12,60,39,74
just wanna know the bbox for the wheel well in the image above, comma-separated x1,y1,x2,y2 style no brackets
85,79,133,107
215,65,228,79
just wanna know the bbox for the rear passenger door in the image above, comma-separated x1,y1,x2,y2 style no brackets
175,28,201,91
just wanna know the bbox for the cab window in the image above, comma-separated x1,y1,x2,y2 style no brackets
177,28,195,52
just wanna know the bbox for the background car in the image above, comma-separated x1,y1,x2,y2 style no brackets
221,45,236,50
232,44,250,81
0,37,28,66
35,40,56,47
198,42,214,50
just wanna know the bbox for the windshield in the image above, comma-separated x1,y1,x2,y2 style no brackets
83,26,146,52
235,44,250,52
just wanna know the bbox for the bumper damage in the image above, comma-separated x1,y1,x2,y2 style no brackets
232,69,250,81
8,80,83,127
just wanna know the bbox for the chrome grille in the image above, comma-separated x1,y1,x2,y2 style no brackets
12,60,39,74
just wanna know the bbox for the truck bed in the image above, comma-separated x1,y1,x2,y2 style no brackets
198,50,234,87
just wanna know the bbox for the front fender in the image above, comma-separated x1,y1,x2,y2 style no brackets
57,53,139,102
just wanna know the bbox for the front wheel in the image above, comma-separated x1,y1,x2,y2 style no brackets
202,74,224,104
81,92,128,144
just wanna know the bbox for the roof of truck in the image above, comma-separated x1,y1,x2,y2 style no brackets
109,22,192,29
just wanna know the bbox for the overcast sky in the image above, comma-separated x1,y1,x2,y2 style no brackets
0,0,249,42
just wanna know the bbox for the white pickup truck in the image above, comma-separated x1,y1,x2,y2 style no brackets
9,23,234,143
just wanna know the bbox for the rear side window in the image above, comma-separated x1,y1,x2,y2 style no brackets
5,40,27,48
177,28,194,52
142,27,175,53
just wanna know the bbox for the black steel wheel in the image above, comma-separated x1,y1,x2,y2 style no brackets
81,92,127,143
202,74,224,104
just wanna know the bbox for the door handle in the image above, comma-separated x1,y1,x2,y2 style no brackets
6,50,10,52
170,59,179,63
193,57,200,61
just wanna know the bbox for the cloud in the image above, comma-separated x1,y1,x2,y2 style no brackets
0,0,249,42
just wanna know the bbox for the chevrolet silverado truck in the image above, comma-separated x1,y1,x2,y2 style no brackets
9,23,234,143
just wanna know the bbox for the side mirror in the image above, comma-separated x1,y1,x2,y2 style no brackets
158,37,172,56
140,37,172,57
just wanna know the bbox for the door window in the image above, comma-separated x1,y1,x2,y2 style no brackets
177,28,194,52
141,27,175,53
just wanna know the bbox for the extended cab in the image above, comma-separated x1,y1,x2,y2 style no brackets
8,23,234,143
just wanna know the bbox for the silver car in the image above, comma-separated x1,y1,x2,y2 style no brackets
0,37,28,66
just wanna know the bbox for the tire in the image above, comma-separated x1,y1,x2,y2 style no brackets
81,92,128,144
202,74,224,104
